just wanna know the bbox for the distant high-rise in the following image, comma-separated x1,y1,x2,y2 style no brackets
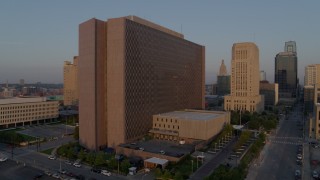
217,59,230,95
284,41,297,55
219,59,227,76
79,16,205,150
224,42,264,112
274,51,298,98
305,64,320,86
260,71,266,81
20,79,24,86
63,56,78,106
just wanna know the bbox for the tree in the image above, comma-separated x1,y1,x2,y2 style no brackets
120,159,131,174
173,171,184,180
154,168,163,178
162,170,172,180
86,152,96,165
78,149,86,161
66,148,76,160
94,151,106,166
74,126,79,140
108,158,118,170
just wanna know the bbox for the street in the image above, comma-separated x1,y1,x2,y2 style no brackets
247,103,304,180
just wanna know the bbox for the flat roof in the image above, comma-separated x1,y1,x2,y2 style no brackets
144,157,168,165
156,110,224,121
0,97,47,105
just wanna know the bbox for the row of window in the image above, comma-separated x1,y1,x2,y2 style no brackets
0,103,57,110
154,123,179,129
0,111,57,118
0,115,57,124
0,108,57,114
156,118,178,123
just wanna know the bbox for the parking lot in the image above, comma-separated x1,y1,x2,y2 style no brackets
0,159,55,180
17,124,75,139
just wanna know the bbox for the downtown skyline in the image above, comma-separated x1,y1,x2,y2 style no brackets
0,1,320,84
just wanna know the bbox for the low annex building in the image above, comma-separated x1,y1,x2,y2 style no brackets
149,110,230,142
0,97,59,129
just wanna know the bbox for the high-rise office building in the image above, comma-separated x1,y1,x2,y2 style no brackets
224,42,264,112
78,16,205,150
260,71,266,81
275,51,298,98
284,41,297,55
217,60,230,95
20,79,24,86
63,56,78,106
305,64,320,86
260,82,278,110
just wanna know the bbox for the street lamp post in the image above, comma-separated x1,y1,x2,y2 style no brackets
191,160,193,173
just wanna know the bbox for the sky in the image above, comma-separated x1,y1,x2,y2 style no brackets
0,0,319,84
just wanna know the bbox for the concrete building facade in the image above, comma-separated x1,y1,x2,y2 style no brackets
304,85,314,114
0,97,59,129
224,42,264,112
309,84,320,139
63,56,79,106
305,64,320,86
259,82,278,110
78,16,205,150
150,110,230,142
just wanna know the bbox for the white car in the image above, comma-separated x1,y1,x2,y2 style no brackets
73,162,81,168
0,157,8,162
48,155,56,160
101,170,111,176
297,154,302,160
52,173,60,179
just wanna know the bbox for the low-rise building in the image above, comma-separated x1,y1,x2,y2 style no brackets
0,97,59,129
149,110,230,143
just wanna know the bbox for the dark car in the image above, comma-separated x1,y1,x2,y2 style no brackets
33,173,44,180
76,174,85,180
91,167,101,173
66,172,76,177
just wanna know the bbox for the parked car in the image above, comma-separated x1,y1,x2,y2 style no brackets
48,155,56,160
59,169,67,174
313,170,319,178
295,169,301,179
52,173,60,179
0,157,8,162
44,170,52,176
33,173,43,180
296,159,302,166
101,170,111,176
73,162,81,168
65,160,72,165
91,167,101,173
160,150,165,155
297,154,302,160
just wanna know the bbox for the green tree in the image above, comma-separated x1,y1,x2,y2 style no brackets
108,158,118,170
66,148,75,159
173,171,184,180
120,159,131,174
74,126,79,140
154,168,163,178
86,152,96,165
78,149,86,161
162,170,172,179
94,151,106,166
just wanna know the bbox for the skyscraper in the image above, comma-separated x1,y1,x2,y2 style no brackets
217,60,230,95
274,52,298,98
305,64,320,86
78,16,205,150
284,41,297,55
224,42,264,112
63,56,78,106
